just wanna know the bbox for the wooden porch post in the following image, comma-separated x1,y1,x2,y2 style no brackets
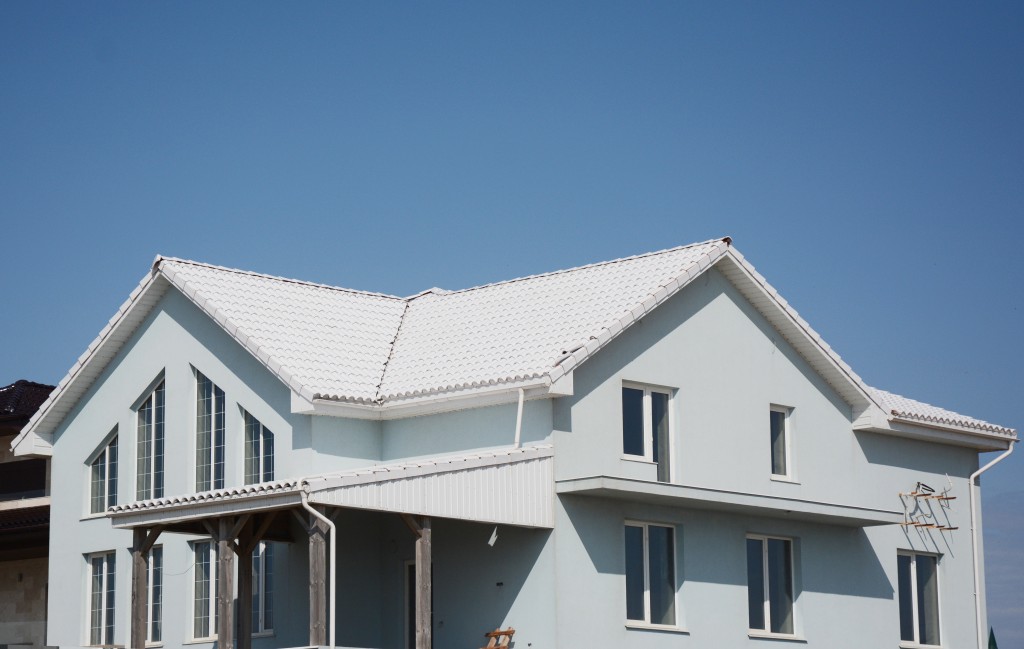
129,526,162,649
236,519,253,649
309,515,329,647
217,518,236,649
415,517,432,649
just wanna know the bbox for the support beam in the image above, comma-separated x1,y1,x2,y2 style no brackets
415,517,432,649
129,526,163,649
217,518,235,649
309,515,329,647
236,528,253,649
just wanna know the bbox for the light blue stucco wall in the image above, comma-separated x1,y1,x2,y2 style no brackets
551,267,983,649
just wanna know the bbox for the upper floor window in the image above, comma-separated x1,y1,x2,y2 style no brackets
87,550,116,646
625,522,677,627
244,411,274,484
898,552,940,646
747,535,795,636
622,384,673,482
195,371,225,492
89,433,118,514
770,407,791,478
136,381,165,501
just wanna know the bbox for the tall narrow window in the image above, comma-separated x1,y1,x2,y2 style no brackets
898,552,940,646
625,522,677,626
621,384,673,482
89,434,118,514
88,551,116,646
146,546,163,643
195,371,225,491
244,411,275,484
193,540,218,640
747,535,794,635
252,542,275,634
136,382,165,500
770,407,790,478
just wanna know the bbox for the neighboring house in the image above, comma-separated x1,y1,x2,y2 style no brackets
10,238,1016,649
0,380,54,648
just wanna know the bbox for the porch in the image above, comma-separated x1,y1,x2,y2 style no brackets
107,445,553,649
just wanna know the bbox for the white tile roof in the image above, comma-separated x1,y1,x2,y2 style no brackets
17,237,1016,446
107,479,303,514
869,388,1015,437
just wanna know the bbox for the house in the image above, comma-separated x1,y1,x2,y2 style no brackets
10,237,1016,649
1,379,55,648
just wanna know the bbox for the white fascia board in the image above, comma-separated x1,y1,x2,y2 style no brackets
109,491,303,528
291,379,557,420
11,431,53,458
854,418,1015,451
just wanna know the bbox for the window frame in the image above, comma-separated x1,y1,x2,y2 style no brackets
624,520,681,630
87,430,119,515
769,405,793,480
746,534,797,638
252,541,275,636
136,380,165,501
621,382,676,482
243,410,275,485
191,539,219,642
86,550,116,647
898,551,942,647
194,369,226,492
145,545,163,644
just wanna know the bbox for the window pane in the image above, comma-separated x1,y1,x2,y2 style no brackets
245,413,259,485
916,555,940,646
264,544,274,630
90,557,104,645
137,399,152,500
104,554,116,645
747,538,766,630
767,538,793,634
647,525,676,626
108,438,118,509
91,455,106,515
770,411,787,476
213,386,225,489
263,428,275,482
622,388,645,456
150,547,163,642
652,392,670,482
625,525,645,621
194,543,211,638
153,383,165,498
897,554,914,642
196,374,212,491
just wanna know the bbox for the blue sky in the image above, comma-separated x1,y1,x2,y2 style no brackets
2,1,1022,642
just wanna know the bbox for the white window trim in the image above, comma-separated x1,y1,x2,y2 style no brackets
769,405,794,481
747,533,797,638
624,520,682,629
621,382,676,482
86,429,118,516
85,550,116,647
898,551,943,648
190,540,218,642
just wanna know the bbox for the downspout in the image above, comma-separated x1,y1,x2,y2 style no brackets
970,441,1015,649
302,490,336,649
514,388,525,448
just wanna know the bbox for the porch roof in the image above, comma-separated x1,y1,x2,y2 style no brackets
109,444,555,530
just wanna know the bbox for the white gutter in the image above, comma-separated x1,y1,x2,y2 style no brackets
301,490,336,648
513,388,525,448
970,441,1015,649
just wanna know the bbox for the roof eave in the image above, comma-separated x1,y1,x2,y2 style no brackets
853,417,1016,451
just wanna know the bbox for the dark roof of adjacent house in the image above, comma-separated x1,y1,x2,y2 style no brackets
0,380,54,423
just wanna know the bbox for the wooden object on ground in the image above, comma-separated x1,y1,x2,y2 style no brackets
481,627,516,649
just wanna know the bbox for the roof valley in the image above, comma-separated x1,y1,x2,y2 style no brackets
373,300,411,404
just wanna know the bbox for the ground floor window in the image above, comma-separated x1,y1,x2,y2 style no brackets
252,542,274,634
625,522,677,626
192,540,218,640
898,552,940,646
88,551,116,646
146,546,163,643
747,535,794,635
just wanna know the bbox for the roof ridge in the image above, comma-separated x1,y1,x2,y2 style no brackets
412,237,732,298
153,255,405,301
373,301,411,403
